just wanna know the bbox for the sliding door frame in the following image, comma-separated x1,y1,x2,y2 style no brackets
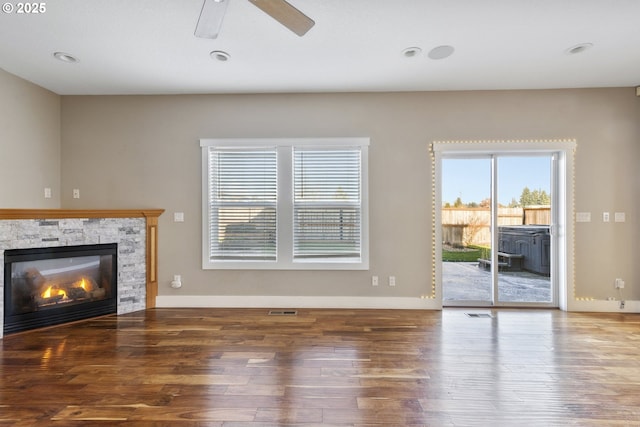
432,140,576,310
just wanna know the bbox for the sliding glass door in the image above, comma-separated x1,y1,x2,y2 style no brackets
441,157,493,303
496,155,553,304
441,153,555,307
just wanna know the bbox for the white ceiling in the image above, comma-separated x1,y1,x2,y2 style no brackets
1,0,639,95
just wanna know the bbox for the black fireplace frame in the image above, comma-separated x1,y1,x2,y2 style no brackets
3,243,118,335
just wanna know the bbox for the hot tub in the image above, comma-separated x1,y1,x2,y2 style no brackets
498,225,550,276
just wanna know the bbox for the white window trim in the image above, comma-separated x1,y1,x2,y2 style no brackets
201,138,370,270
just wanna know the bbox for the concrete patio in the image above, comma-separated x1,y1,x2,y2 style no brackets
443,261,552,303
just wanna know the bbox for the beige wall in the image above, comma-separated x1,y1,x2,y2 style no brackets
59,89,640,303
0,69,61,208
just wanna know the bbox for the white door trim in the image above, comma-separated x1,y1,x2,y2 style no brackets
431,139,576,310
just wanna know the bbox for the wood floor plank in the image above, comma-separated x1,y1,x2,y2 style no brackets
1,308,640,425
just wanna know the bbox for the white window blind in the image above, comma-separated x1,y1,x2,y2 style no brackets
208,148,277,261
293,148,362,260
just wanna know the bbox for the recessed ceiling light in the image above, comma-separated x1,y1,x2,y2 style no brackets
565,43,593,55
53,52,79,63
428,45,455,60
210,50,230,61
402,47,422,58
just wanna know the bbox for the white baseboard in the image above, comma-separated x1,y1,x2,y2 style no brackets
568,299,639,313
155,295,441,310
154,295,638,313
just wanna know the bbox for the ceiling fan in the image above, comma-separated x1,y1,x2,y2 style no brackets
195,0,315,39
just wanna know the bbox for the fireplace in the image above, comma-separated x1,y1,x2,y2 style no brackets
3,243,118,335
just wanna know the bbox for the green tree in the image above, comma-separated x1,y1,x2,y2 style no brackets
520,187,532,206
535,189,550,205
520,187,550,206
453,197,463,208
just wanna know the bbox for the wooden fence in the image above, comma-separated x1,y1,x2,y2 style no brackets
442,207,550,246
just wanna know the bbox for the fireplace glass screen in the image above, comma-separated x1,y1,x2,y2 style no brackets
4,243,117,334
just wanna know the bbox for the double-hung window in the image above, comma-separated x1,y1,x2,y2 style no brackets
201,138,369,270
207,148,277,261
293,148,362,261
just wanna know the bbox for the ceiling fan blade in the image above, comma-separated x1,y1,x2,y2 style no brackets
195,0,230,39
249,0,315,37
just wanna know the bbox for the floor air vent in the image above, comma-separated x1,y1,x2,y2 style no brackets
268,310,298,316
465,313,493,318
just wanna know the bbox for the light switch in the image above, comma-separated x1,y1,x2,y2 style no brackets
603,212,610,222
614,212,626,223
576,212,591,223
44,188,52,199
174,212,185,222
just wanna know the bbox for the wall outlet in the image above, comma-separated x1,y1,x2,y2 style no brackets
389,276,396,287
171,275,182,289
44,187,52,199
620,300,625,309
615,278,625,289
372,276,379,286
72,189,80,199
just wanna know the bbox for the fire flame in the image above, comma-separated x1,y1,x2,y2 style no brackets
42,286,66,299
40,276,92,301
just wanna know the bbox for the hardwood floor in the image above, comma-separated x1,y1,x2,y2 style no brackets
1,308,639,426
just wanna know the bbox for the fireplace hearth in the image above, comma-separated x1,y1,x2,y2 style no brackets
3,243,118,334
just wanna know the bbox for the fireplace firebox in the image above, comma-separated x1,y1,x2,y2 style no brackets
3,243,117,334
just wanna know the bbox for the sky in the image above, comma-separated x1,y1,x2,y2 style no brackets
442,156,551,206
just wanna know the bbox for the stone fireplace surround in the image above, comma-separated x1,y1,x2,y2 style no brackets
0,209,163,339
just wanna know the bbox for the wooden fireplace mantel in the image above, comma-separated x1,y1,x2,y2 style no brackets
0,209,164,309
0,209,164,220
